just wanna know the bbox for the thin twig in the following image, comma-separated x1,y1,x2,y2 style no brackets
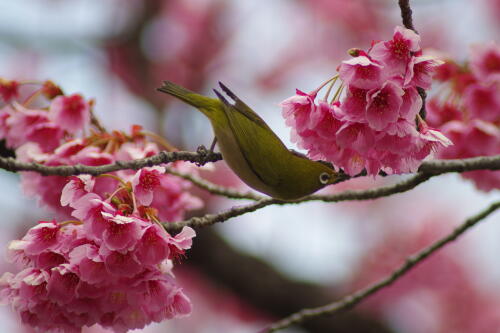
398,0,416,32
165,198,277,231
89,108,107,133
262,200,500,332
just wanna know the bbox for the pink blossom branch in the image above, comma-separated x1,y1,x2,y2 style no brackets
261,200,500,332
163,154,500,232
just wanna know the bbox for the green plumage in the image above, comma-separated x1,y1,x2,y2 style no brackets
158,81,339,200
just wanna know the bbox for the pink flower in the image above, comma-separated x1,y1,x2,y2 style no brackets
280,89,317,130
36,251,66,270
17,269,50,305
335,148,368,175
21,220,61,256
463,83,500,122
462,120,499,154
128,273,178,312
135,224,171,265
426,99,463,128
399,86,422,121
434,60,460,82
336,122,376,154
365,81,404,130
339,55,385,89
405,55,444,89
72,193,116,240
131,167,163,206
53,139,86,159
49,94,90,132
313,101,343,137
414,123,453,159
470,41,500,81
69,244,107,285
438,119,499,191
340,86,369,122
370,26,421,75
102,249,142,277
167,226,196,258
5,106,49,148
376,130,416,155
438,120,469,159
151,174,203,222
46,265,79,305
61,175,95,207
100,213,144,251
25,122,64,152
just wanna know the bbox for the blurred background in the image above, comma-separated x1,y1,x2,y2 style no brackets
0,0,499,332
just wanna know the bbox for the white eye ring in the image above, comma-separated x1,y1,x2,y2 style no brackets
319,172,331,185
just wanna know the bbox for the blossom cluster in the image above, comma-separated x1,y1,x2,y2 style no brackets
0,217,194,332
281,26,451,176
428,41,500,191
0,80,203,331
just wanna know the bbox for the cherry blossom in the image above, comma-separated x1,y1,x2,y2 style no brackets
470,41,500,81
48,94,90,132
427,41,500,191
281,26,449,176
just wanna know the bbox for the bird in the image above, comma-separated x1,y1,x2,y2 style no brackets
157,81,341,200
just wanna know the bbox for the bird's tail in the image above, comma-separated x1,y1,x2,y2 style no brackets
157,81,215,111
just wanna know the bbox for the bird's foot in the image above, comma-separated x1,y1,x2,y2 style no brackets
195,145,218,166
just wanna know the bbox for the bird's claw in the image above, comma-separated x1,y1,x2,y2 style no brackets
195,145,210,166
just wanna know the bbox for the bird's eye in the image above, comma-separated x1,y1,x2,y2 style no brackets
319,172,331,185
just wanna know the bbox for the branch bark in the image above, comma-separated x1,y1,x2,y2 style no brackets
0,148,221,176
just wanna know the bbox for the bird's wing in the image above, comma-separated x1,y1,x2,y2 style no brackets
213,86,288,188
217,82,274,131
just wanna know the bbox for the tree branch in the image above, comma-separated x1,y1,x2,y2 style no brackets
0,147,222,176
398,0,416,32
164,155,500,232
261,200,500,332
1,143,498,180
